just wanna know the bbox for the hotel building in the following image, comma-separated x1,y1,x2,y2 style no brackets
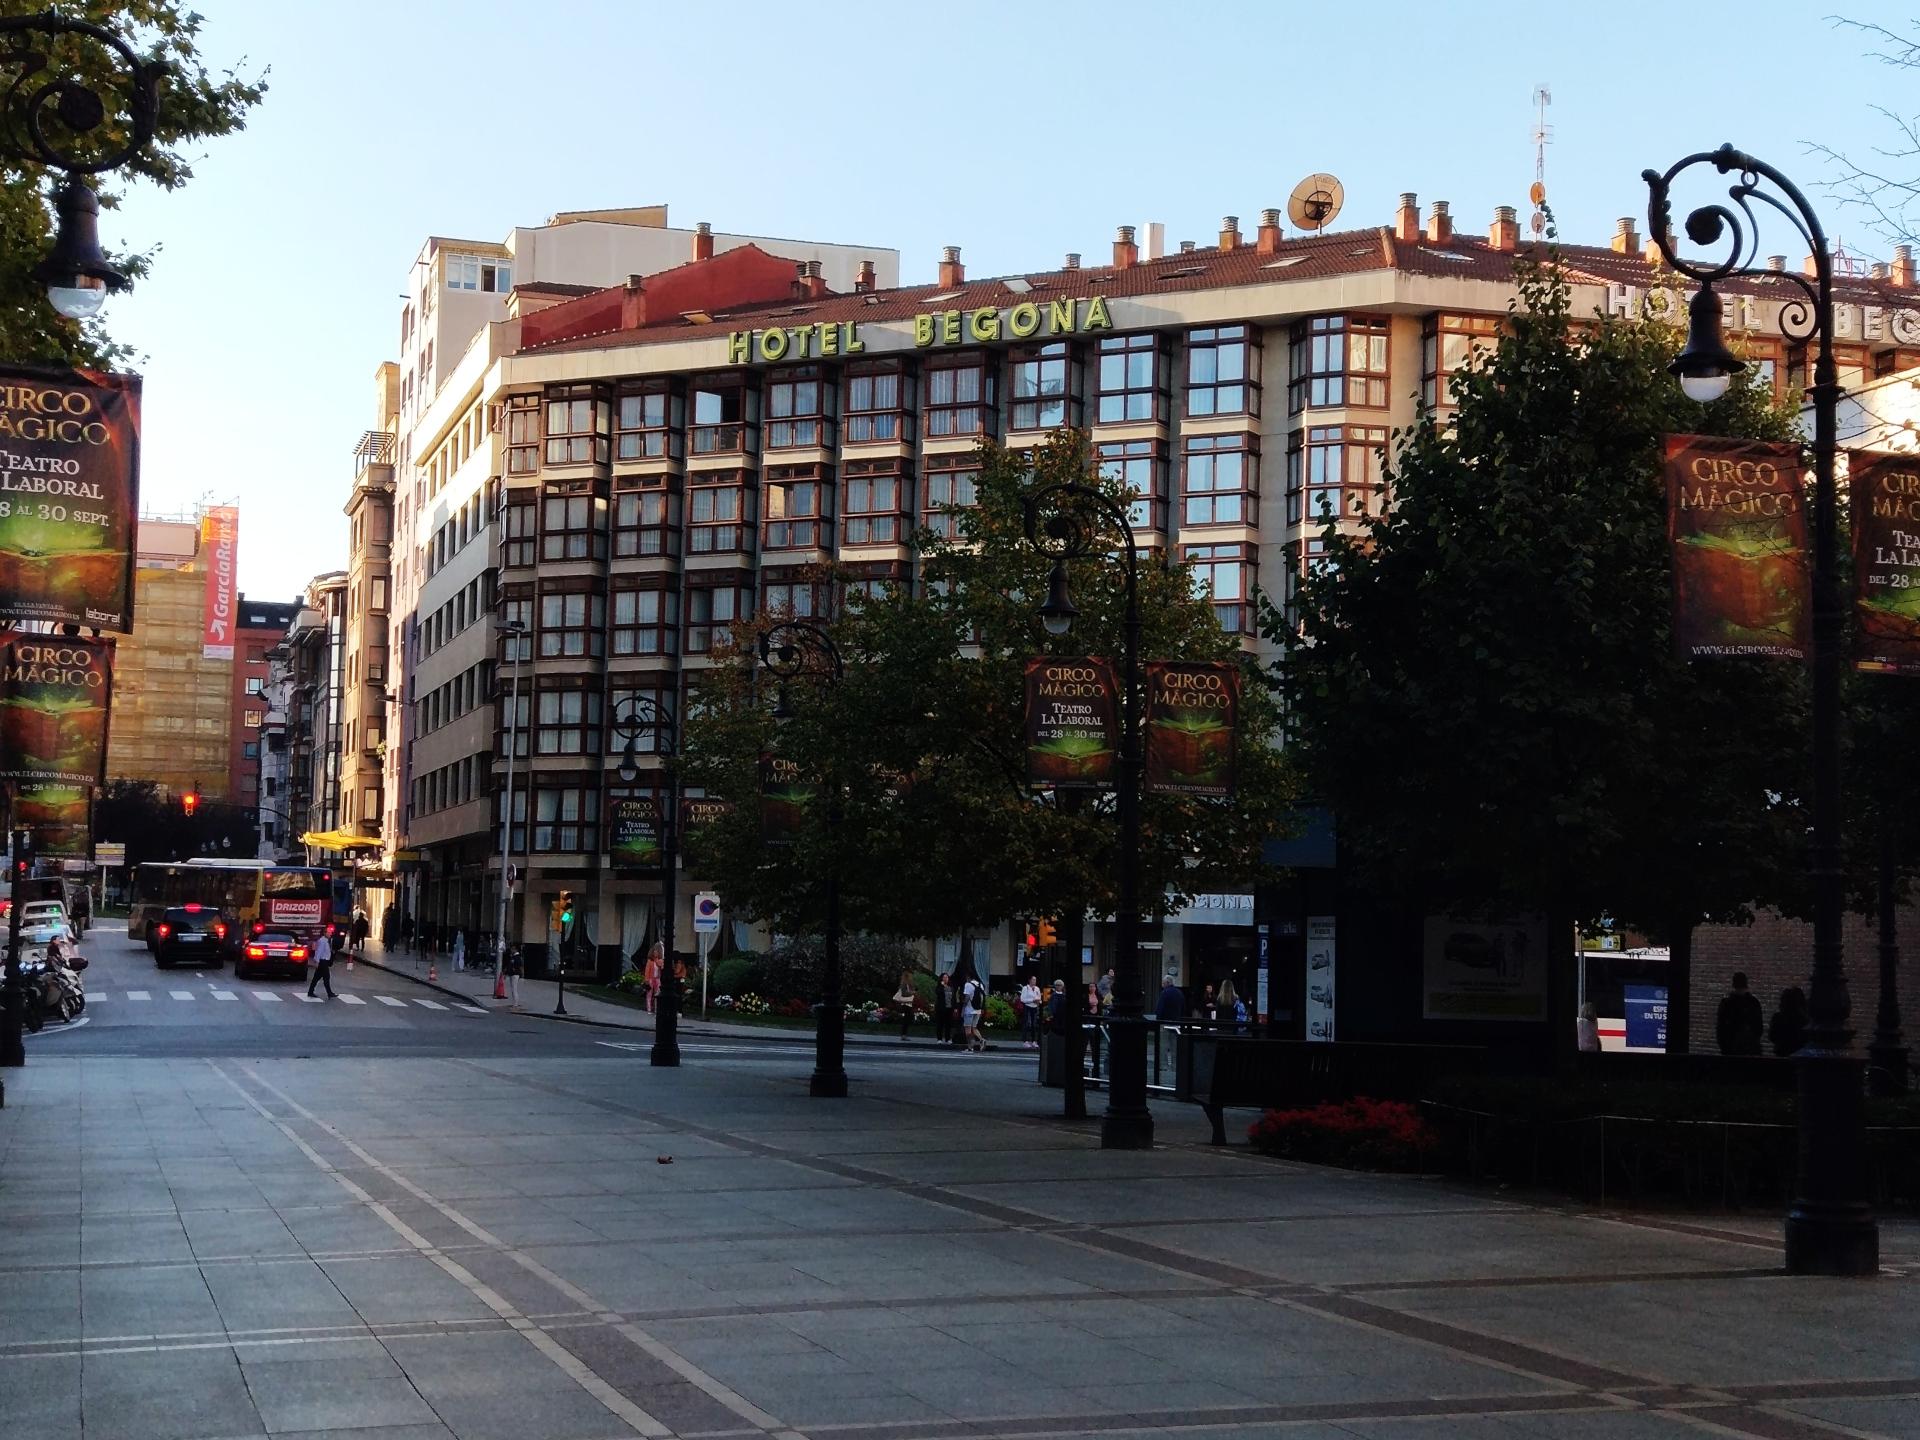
377,192,1920,983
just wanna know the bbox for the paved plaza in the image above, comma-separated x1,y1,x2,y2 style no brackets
1,929,1917,1440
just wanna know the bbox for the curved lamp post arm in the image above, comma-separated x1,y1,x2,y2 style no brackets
0,12,163,174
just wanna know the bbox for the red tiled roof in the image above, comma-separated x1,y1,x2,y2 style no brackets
514,225,1920,358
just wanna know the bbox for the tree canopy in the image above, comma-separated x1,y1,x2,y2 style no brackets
1,1,267,367
678,430,1296,947
1270,254,1810,950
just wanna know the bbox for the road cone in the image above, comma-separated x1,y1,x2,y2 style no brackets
427,960,437,982
493,968,507,1001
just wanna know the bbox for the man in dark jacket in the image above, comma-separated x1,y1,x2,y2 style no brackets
1155,974,1187,1023
1716,971,1765,1056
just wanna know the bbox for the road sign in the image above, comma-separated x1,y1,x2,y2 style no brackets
95,842,126,867
693,892,721,935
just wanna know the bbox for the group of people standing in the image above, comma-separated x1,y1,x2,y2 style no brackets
924,971,991,1052
1717,970,1811,1057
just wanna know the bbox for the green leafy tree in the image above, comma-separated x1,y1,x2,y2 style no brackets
1,1,267,367
1271,254,1809,1050
680,430,1296,959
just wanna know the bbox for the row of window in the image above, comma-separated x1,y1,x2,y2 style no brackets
413,753,484,820
426,485,490,579
419,572,490,661
416,658,492,738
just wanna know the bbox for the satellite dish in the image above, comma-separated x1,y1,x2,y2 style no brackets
1529,180,1547,208
1287,173,1345,233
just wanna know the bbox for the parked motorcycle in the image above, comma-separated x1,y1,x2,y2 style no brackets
17,940,86,1028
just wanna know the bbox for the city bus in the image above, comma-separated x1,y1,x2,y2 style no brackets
128,861,335,945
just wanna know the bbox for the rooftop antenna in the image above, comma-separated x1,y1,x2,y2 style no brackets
1530,84,1552,238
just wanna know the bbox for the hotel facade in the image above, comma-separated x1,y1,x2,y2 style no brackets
372,192,1920,985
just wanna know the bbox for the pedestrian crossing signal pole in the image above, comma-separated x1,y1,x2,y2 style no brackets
554,891,573,1017
2,826,34,1069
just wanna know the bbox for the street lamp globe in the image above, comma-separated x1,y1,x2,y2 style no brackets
34,178,125,321
1670,285,1743,404
1040,558,1079,637
616,739,639,786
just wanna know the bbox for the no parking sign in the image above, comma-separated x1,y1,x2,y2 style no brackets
693,893,721,935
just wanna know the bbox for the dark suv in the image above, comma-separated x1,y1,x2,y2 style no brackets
151,905,230,968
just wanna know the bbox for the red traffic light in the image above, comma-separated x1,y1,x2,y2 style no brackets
181,792,199,817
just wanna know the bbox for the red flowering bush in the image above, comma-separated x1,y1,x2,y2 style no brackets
1247,1098,1440,1172
780,997,812,1019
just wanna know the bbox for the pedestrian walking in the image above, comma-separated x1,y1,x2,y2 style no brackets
451,928,467,972
1770,986,1809,1057
381,907,397,949
934,972,953,1045
1218,977,1247,1034
1019,974,1041,1048
307,930,336,998
504,944,522,1006
1576,1001,1600,1052
1155,972,1187,1023
643,942,665,1014
960,974,985,1052
351,910,370,953
892,970,917,1040
1716,971,1764,1056
1097,968,1115,1006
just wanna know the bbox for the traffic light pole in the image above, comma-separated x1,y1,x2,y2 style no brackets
554,892,571,1017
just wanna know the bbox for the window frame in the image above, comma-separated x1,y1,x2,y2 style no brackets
844,362,915,444
1182,541,1255,635
689,375,757,456
610,581,680,658
615,382,683,462
687,468,754,555
539,481,608,563
685,581,752,655
1286,424,1389,525
1186,325,1262,418
1008,341,1082,432
923,353,997,438
612,474,680,559
923,455,980,539
537,584,607,660
1180,433,1258,528
764,365,836,450
1288,314,1390,413
542,385,610,467
1419,313,1500,409
1096,332,1170,425
841,457,908,545
1097,438,1169,539
534,681,604,758
763,462,831,551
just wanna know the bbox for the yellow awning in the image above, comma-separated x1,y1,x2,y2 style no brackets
299,830,384,851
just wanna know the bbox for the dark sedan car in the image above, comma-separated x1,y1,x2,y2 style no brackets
233,931,311,980
152,905,230,968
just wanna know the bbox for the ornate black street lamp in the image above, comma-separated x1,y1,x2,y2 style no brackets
0,12,164,318
613,693,680,1068
1644,145,1877,1275
758,620,848,1098
1022,482,1153,1150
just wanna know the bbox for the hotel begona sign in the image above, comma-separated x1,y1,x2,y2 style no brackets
728,297,1116,366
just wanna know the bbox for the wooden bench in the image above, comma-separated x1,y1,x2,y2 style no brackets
1176,1034,1490,1145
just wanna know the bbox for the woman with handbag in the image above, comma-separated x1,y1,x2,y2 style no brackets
892,970,917,1040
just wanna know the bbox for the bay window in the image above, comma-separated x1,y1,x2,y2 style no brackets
610,585,678,657
501,493,536,568
924,355,995,437
687,583,752,654
1181,434,1257,526
505,394,539,474
923,457,979,539
765,464,829,550
535,685,603,756
1187,325,1260,416
538,587,605,659
1097,439,1167,538
690,377,756,455
1183,542,1254,634
543,386,609,466
609,683,674,757
616,383,681,461
762,577,825,619
531,782,598,853
843,459,906,544
1288,315,1389,412
688,470,753,554
540,483,607,562
845,364,914,443
1009,342,1080,431
1420,313,1500,409
613,478,678,558
766,366,834,449
1097,332,1168,424
1286,425,1388,525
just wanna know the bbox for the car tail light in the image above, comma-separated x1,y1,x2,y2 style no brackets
156,924,170,938
246,945,265,959
291,947,309,960
213,923,227,939
253,921,265,934
185,903,202,912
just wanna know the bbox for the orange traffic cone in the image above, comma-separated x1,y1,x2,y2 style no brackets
493,968,507,1001
427,960,437,982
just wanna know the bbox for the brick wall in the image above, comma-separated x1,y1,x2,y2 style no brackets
1691,905,1920,1054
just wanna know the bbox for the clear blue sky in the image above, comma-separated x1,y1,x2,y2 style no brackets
101,0,1916,598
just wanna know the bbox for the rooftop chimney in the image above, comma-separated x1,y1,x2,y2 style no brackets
1766,255,1786,272
802,259,827,299
1895,244,1915,288
1643,228,1670,265
1425,200,1452,245
854,259,876,293
1804,252,1820,278
1489,205,1519,254
1611,217,1639,255
791,262,809,300
1872,261,1890,280
1064,252,1081,270
1395,193,1420,243
938,245,964,288
1218,215,1241,253
693,220,713,262
1256,207,1283,255
1114,225,1139,270
1179,240,1196,254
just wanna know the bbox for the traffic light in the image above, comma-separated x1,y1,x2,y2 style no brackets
1023,921,1038,949
551,891,576,938
1036,918,1057,948
181,791,199,818
10,828,31,883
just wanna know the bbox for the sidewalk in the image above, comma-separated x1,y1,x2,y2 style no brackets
351,942,1005,1050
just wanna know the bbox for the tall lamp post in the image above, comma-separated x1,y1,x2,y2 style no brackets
1644,145,1877,1275
492,619,528,986
758,620,848,1098
0,13,164,1075
1022,482,1153,1150
612,693,680,1068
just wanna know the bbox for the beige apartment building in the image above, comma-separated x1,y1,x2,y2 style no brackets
383,206,900,949
388,190,1920,985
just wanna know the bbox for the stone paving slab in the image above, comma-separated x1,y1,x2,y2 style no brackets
3,1050,1916,1440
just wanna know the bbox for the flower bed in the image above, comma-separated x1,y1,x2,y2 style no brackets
1248,1098,1441,1172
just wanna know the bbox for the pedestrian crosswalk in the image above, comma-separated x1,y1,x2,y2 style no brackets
86,988,487,1015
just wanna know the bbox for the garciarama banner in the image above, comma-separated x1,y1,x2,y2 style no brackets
201,504,239,659
1664,434,1809,660
0,365,141,631
1849,449,1920,675
608,797,663,871
0,629,113,784
1023,656,1118,789
1144,660,1239,797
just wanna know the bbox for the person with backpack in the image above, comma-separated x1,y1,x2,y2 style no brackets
960,974,986,1052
